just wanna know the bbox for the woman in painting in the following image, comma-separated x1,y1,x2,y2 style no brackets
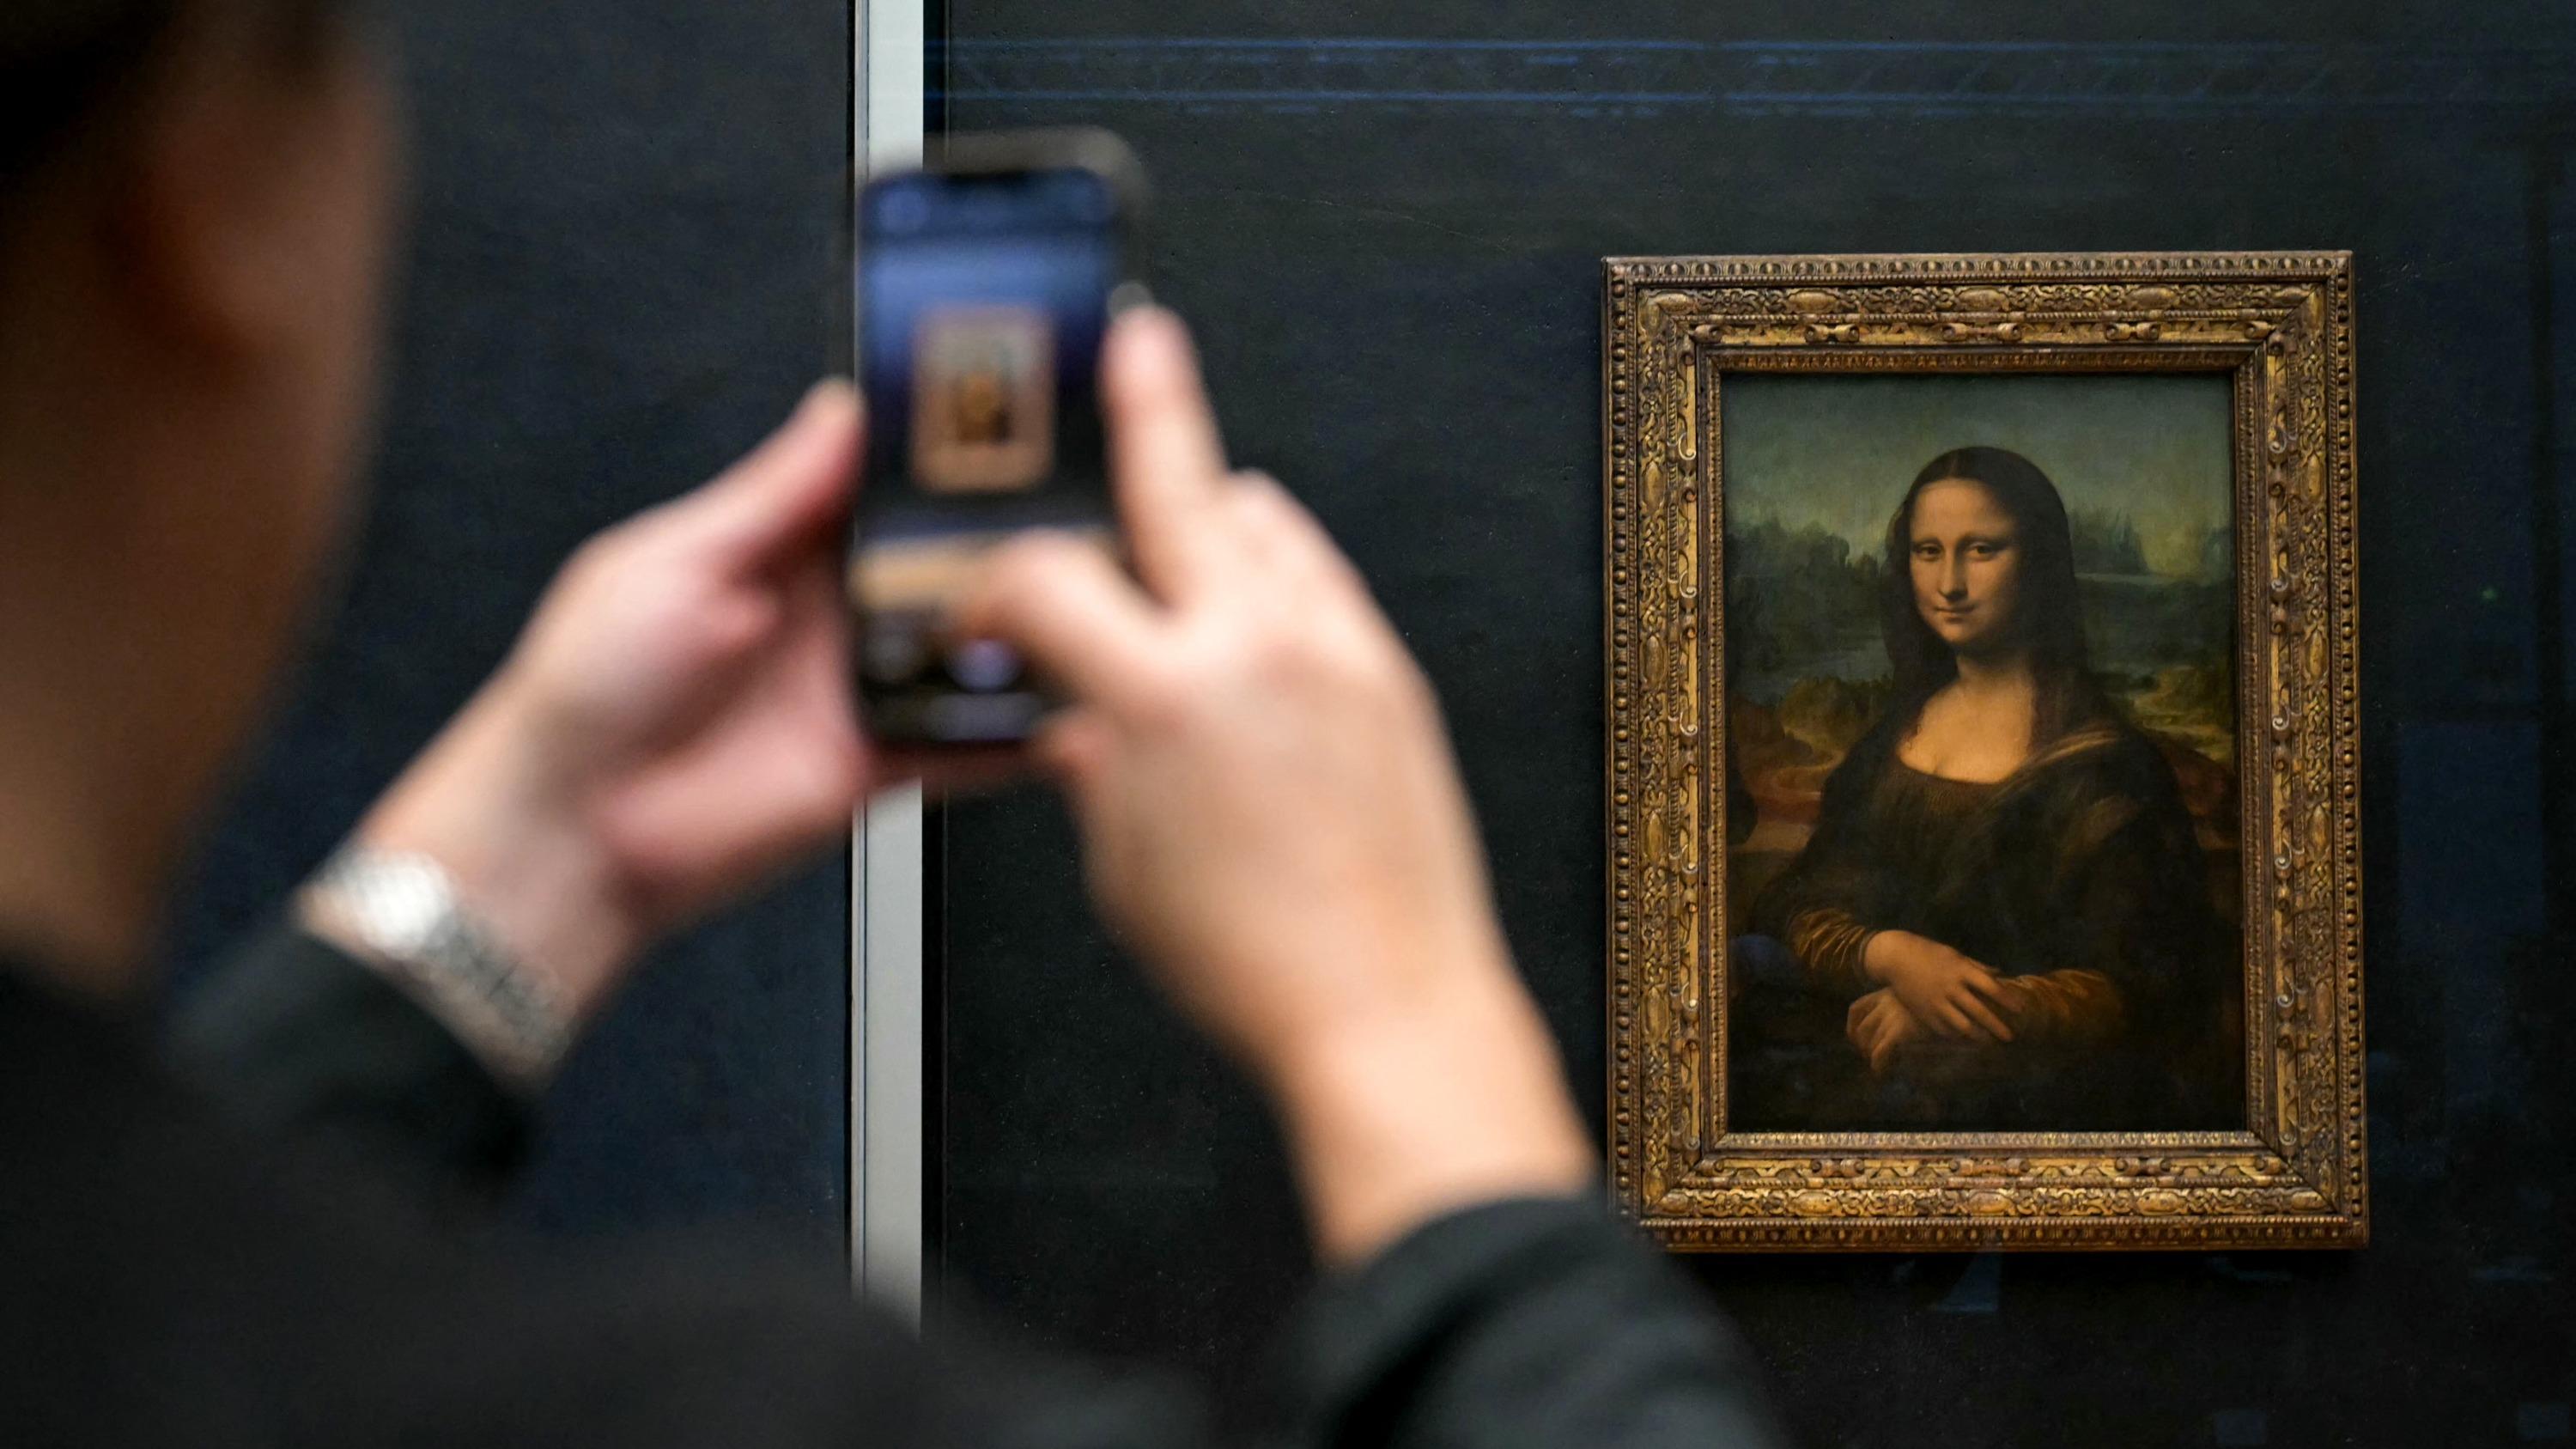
1741,447,2237,1131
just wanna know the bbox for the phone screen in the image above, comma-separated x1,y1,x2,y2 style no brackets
850,163,1123,744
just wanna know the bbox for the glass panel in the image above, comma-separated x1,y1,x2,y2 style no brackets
933,6,2576,1441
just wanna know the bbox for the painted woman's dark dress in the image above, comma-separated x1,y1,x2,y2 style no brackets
1733,708,2240,1131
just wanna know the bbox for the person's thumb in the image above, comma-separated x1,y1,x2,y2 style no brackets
682,381,865,569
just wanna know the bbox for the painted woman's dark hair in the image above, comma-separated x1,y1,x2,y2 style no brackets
1879,445,2111,746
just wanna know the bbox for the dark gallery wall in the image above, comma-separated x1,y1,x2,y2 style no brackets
169,1,855,1237
933,3,2576,1446
155,0,2576,1444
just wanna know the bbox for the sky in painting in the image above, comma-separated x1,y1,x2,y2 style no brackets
1722,371,2233,580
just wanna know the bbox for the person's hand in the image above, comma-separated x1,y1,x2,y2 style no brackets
342,384,878,1021
1861,929,2015,1044
961,308,1592,1263
962,309,1508,1078
1845,989,1930,1075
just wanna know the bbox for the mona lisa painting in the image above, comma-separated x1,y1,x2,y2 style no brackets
1605,254,2366,1251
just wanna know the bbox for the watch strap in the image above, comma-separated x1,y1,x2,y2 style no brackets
298,846,572,1091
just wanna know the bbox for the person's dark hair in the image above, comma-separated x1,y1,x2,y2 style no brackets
1878,445,2111,747
1,0,336,209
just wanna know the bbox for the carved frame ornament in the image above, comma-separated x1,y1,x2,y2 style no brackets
1601,253,2365,1251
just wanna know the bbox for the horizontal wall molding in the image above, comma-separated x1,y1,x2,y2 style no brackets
931,39,2574,118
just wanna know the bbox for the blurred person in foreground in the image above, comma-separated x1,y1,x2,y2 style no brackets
0,2,1785,1445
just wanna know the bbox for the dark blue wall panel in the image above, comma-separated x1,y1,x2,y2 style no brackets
169,0,854,1241
158,1,2576,1441
934,5,2576,1446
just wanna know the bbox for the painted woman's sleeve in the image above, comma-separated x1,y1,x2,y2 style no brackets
2037,748,2232,1043
1750,746,1890,998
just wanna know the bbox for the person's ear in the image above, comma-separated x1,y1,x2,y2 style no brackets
104,32,358,357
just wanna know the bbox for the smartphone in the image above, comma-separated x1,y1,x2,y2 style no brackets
848,130,1144,746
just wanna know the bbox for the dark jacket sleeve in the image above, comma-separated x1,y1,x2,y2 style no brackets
166,927,1788,1448
923,1197,1789,1449
1272,1197,1789,1448
165,921,532,1198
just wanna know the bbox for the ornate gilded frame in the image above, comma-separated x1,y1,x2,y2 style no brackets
1601,252,2365,1251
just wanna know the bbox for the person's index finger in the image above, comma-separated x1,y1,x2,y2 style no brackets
1106,307,1226,481
1102,307,1229,600
954,531,1170,711
689,381,865,566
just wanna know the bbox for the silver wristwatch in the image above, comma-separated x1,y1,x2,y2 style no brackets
299,846,572,1090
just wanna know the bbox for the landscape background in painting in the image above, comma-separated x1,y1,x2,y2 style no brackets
1719,370,2241,928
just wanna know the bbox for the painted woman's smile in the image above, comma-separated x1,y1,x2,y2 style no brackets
1907,478,2022,657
